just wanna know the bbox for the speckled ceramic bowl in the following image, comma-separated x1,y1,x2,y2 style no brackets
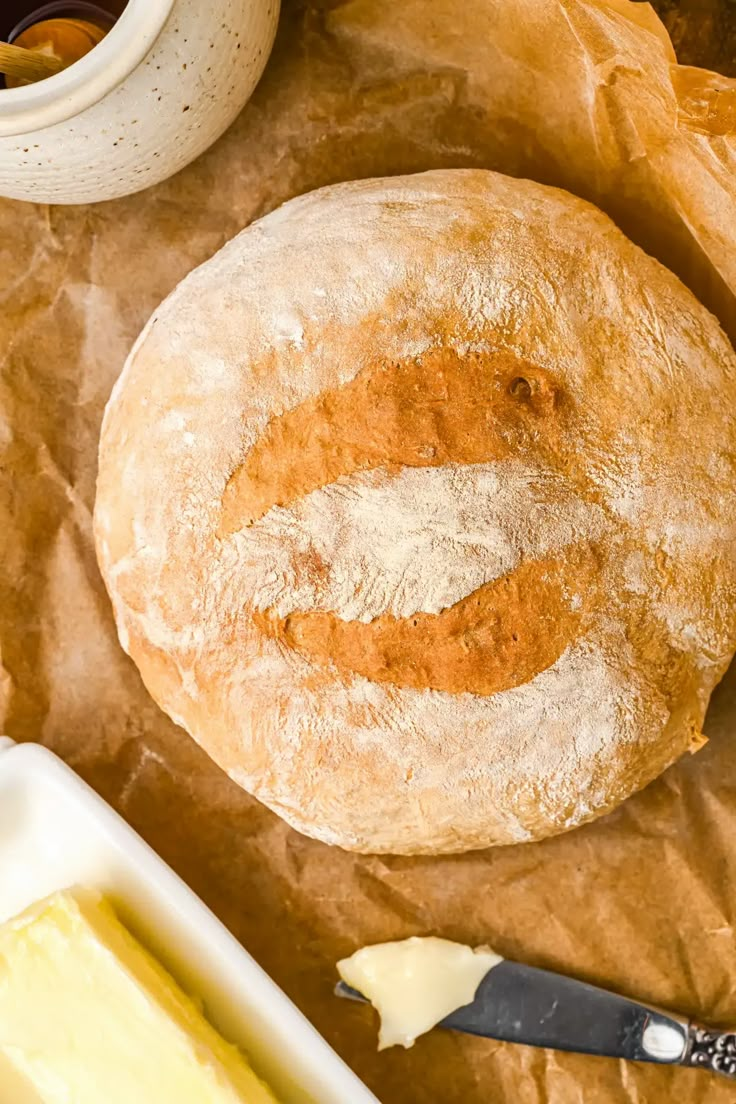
0,0,279,204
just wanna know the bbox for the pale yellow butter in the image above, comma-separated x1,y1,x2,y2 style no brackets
338,935,503,1049
0,889,279,1104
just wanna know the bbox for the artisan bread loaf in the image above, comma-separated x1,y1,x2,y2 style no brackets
95,169,736,854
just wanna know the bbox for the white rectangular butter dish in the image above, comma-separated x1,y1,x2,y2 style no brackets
0,737,379,1104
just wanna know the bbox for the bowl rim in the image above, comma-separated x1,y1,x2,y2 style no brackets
0,0,175,138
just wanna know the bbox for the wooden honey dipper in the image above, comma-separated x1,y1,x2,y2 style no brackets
0,16,107,86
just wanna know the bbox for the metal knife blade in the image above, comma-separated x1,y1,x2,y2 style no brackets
335,960,736,1079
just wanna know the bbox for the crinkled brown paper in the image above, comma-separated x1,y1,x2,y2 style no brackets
2,1,736,1100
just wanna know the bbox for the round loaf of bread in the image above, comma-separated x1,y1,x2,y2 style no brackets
95,169,736,854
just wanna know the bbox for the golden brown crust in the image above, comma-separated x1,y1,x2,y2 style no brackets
95,169,736,854
220,349,564,535
257,554,592,697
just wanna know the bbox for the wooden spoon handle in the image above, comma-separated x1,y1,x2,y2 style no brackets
0,42,64,83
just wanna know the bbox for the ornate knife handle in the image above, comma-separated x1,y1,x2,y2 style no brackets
686,1026,736,1079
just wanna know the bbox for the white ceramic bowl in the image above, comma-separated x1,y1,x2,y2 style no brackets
0,737,379,1103
0,0,279,203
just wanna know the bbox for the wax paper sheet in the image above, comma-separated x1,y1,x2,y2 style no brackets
2,2,736,1100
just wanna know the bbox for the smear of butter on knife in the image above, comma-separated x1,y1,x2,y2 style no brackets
337,936,502,1049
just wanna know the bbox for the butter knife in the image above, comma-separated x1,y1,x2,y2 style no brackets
336,959,736,1079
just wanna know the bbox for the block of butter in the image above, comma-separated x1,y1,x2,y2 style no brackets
0,888,279,1104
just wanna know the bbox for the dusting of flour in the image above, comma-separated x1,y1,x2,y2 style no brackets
241,461,605,622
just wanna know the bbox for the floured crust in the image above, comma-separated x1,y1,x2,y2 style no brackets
94,169,736,854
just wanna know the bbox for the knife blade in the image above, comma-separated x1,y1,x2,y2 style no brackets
335,959,736,1079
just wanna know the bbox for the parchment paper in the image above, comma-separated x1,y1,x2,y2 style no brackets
2,2,736,1100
